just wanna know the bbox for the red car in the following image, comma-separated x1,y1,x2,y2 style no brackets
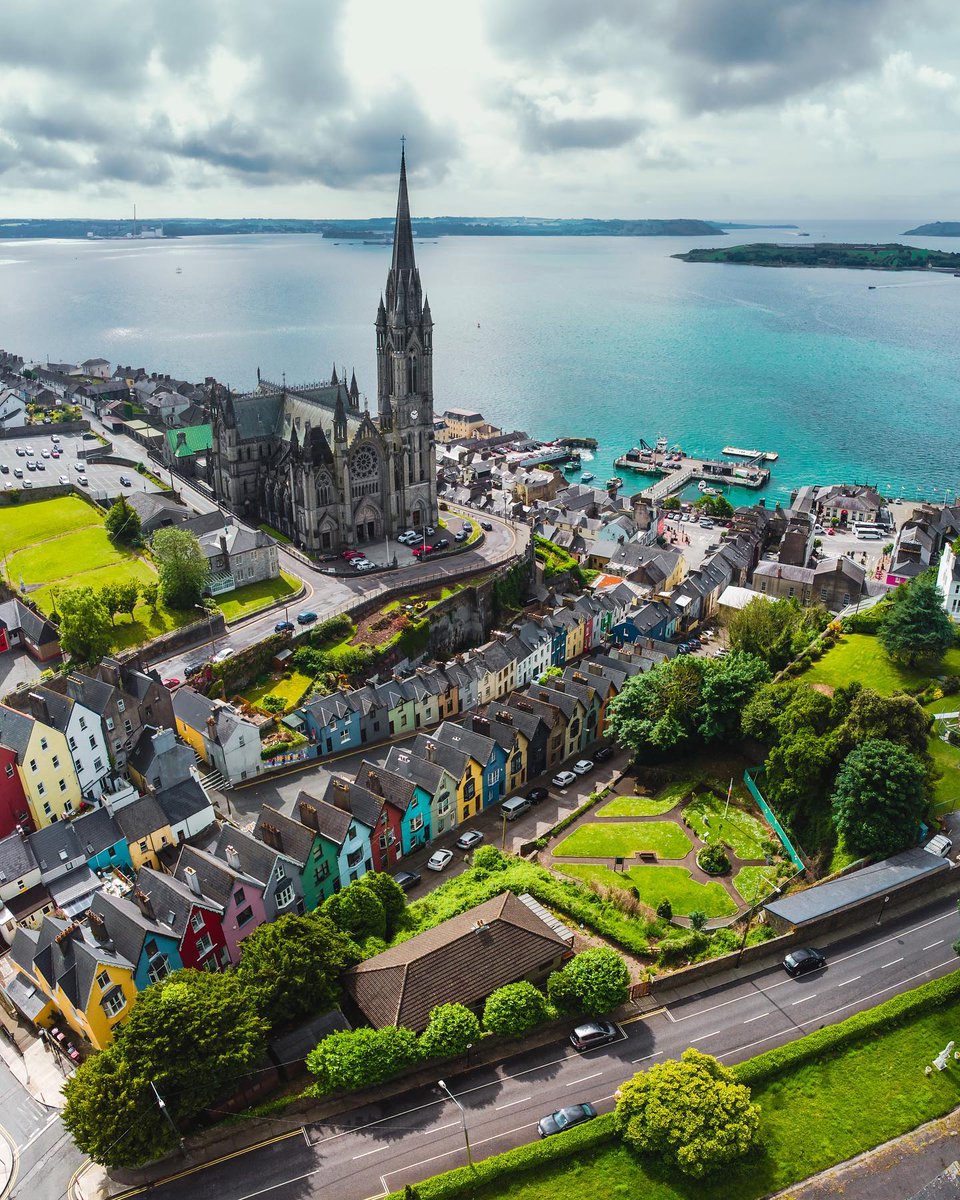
163,677,181,689
341,549,365,560
412,544,435,558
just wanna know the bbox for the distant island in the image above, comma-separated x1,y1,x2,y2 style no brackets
673,242,960,271
903,222,960,236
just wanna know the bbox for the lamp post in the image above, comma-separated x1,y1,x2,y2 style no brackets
876,894,891,926
438,1078,473,1168
195,603,216,659
736,881,781,968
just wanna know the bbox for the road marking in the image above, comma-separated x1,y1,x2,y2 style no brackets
496,1095,532,1110
743,1012,770,1023
381,1123,541,1182
689,1029,723,1041
353,1145,388,1160
837,975,861,987
631,1049,664,1064
881,957,904,969
423,1121,459,1135
924,941,945,950
830,910,952,967
718,1028,794,1060
802,958,957,1027
567,1071,603,1086
791,994,817,1005
668,991,750,1023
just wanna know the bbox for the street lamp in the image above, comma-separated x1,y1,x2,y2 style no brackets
195,603,216,658
438,1078,473,1167
876,894,891,926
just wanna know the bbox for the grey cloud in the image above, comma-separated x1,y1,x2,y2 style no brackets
504,91,646,152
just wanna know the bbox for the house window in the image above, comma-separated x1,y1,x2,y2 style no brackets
29,759,38,773
117,699,125,712
196,933,214,956
236,905,254,927
147,955,169,984
276,862,286,879
139,839,148,853
4,764,12,778
40,737,48,751
124,720,133,734
437,794,450,815
348,824,357,839
42,802,52,817
94,757,104,771
106,718,115,731
512,754,523,774
68,737,77,751
276,883,294,909
79,716,87,731
96,970,110,990
314,860,331,883
37,782,45,796
64,800,73,815
410,815,424,833
59,779,67,792
464,779,476,800
378,833,389,851
103,989,126,1018
347,847,363,868
234,888,245,905
89,736,97,749
190,911,204,933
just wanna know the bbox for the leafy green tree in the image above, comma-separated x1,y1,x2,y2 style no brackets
836,688,931,758
656,897,673,921
614,1048,760,1178
357,872,407,938
62,971,266,1168
140,580,160,612
689,910,709,932
695,652,770,743
418,1003,482,1060
322,879,387,941
482,981,549,1036
99,582,122,625
879,572,955,667
471,845,508,872
307,1026,421,1094
661,495,681,511
607,655,706,757
151,527,210,609
114,579,140,621
727,596,828,672
539,666,564,683
831,738,929,857
551,947,629,1015
693,494,734,518
236,912,358,1028
104,494,142,546
57,585,112,662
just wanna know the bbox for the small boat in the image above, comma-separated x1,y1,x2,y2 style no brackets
868,285,876,290
580,472,594,483
606,476,623,489
175,267,182,274
563,460,579,472
655,435,668,455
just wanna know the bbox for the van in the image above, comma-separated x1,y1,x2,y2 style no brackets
699,518,714,529
855,530,881,540
501,795,533,821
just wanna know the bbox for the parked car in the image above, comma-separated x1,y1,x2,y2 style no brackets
77,475,89,487
50,449,60,458
782,948,826,977
424,526,436,536
353,559,378,571
13,468,23,479
23,480,33,489
412,543,435,558
525,786,549,803
119,475,131,486
569,1019,620,1051
341,549,364,560
26,460,36,471
15,447,24,456
426,849,454,872
552,770,577,788
434,537,449,550
925,834,954,857
0,464,6,474
41,448,50,458
454,531,468,542
573,759,594,775
35,461,45,471
297,610,318,625
456,829,484,851
51,434,60,443
59,475,69,484
392,870,422,892
274,620,295,633
184,660,208,676
24,446,33,456
687,637,702,650
211,648,234,664
593,746,614,763
537,1103,597,1138
162,677,181,689
73,462,84,471
397,530,420,544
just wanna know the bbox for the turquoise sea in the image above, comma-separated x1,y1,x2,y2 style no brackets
1,218,958,504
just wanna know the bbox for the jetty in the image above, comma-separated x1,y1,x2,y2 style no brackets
722,446,779,462
557,435,598,450
613,446,772,502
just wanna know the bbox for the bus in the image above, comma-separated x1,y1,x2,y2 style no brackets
853,522,886,540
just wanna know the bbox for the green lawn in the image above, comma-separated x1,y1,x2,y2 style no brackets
31,557,158,614
564,863,738,918
684,793,771,860
553,821,692,861
804,633,960,695
436,984,960,1200
217,570,301,622
930,735,960,814
596,795,679,817
108,599,195,653
732,864,781,904
0,495,100,560
12,525,140,584
242,670,314,712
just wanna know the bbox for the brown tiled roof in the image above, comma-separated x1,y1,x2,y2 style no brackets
343,892,569,1031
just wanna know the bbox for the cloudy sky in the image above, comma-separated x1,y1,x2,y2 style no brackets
2,0,959,220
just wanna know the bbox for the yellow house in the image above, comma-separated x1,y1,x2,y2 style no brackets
412,735,485,824
555,609,587,664
484,716,528,793
0,704,83,829
9,917,137,1049
113,795,176,871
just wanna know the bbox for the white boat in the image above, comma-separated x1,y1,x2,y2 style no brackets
580,472,594,482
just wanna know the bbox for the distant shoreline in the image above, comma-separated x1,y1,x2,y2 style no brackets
674,242,960,272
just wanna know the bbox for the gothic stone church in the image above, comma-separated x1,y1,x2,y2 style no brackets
209,152,438,554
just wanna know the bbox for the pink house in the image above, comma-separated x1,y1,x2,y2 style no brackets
173,844,267,964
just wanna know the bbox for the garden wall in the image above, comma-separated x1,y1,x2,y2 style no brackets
0,420,90,440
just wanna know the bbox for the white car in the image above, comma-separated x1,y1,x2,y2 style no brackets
211,648,235,664
573,759,594,775
41,448,50,458
353,560,377,572
59,475,69,484
397,530,420,545
73,462,85,471
552,770,578,788
24,446,34,456
426,848,454,872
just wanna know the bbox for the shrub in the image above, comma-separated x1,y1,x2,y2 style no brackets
419,1004,482,1060
471,845,508,872
482,981,550,1036
259,693,287,714
697,843,731,875
551,947,630,1015
656,897,673,921
655,931,710,969
307,1026,421,1094
689,911,709,933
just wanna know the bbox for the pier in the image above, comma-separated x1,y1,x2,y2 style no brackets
722,446,779,462
612,448,771,502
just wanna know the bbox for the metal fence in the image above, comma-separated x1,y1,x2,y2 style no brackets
743,766,805,874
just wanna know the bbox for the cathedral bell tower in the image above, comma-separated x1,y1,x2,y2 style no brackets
376,147,437,529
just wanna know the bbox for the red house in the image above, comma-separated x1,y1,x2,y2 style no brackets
0,743,31,839
135,866,230,972
349,769,404,870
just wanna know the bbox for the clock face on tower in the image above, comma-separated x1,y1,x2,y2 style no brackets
410,409,418,420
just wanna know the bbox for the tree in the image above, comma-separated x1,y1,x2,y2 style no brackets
689,910,708,932
307,1026,420,1094
695,652,770,743
607,655,706,757
614,1048,760,1178
151,527,210,610
57,585,112,663
104,494,142,546
879,572,955,667
836,688,931,758
236,912,358,1028
357,872,407,938
656,898,673,921
693,494,734,518
99,582,122,625
549,947,629,1015
661,495,681,511
114,579,140,621
140,580,160,612
322,879,387,941
727,596,828,672
62,971,266,1168
419,1003,482,1060
472,845,508,872
482,981,549,1036
831,738,929,858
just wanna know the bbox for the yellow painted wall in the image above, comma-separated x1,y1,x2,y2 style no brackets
21,722,83,829
127,823,175,872
175,716,209,764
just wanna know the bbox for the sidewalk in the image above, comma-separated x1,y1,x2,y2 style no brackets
0,1126,13,1198
0,1017,71,1110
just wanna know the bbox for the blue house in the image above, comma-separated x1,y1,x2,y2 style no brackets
363,763,433,855
431,722,507,810
300,692,362,757
73,805,133,877
315,781,377,886
546,615,568,668
89,889,184,992
612,600,676,646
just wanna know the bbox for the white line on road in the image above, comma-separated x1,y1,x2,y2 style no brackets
830,910,952,968
566,1072,603,1086
382,1123,541,1183
353,1145,388,1159
496,1095,532,1110
803,958,957,1027
742,1012,769,1024
881,957,904,969
423,1122,459,1135
718,1028,793,1061
924,941,945,950
791,995,817,1005
631,1050,664,1064
837,975,861,987
689,1029,723,1041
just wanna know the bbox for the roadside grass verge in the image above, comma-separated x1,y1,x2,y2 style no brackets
553,821,692,861
683,793,770,859
218,570,301,623
563,863,737,918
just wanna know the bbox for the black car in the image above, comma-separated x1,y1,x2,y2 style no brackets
119,475,132,486
594,746,614,763
569,1019,619,1051
525,786,549,804
297,611,318,625
537,1102,597,1138
480,520,493,531
274,620,295,633
392,870,422,893
434,537,449,549
783,948,826,977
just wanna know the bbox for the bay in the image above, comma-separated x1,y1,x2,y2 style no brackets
0,217,958,505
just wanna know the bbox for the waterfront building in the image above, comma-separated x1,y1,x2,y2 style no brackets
209,150,438,553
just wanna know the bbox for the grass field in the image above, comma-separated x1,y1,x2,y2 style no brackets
804,633,960,695
564,863,738,918
448,985,960,1200
0,495,100,560
553,821,692,861
930,735,960,814
242,670,314,712
596,795,679,817
218,570,300,622
684,793,771,860
732,864,781,904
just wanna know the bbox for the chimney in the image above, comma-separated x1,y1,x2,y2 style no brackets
133,888,155,920
87,909,113,946
472,715,490,730
298,799,319,832
27,691,51,724
425,741,437,764
497,711,513,726
206,714,218,741
260,822,282,852
100,659,122,688
184,866,202,897
219,533,229,562
55,923,82,946
553,680,566,693
362,771,382,799
473,919,490,934
225,845,241,871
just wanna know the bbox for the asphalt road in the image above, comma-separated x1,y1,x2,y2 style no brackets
137,895,960,1200
0,1057,82,1200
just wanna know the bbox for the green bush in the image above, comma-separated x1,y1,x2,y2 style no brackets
655,931,710,969
419,1004,482,1060
482,981,550,1036
656,897,673,921
307,1025,421,1094
696,843,731,875
550,947,630,1015
471,845,508,872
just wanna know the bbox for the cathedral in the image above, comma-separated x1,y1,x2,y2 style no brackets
209,151,438,554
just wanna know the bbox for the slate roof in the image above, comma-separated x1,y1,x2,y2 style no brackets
14,916,131,1011
360,763,416,814
155,777,214,828
113,794,171,842
72,806,124,858
0,831,38,884
29,821,85,874
136,866,223,936
383,746,449,795
254,804,316,867
0,602,59,650
213,825,286,885
173,844,262,907
344,892,570,1031
0,704,35,760
309,786,366,844
89,889,178,966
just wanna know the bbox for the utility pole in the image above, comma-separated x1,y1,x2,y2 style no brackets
438,1079,473,1168
149,1080,187,1155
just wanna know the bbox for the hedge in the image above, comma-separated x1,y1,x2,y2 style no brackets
735,969,960,1088
386,1112,616,1200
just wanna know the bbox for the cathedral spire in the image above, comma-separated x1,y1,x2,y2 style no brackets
391,145,416,276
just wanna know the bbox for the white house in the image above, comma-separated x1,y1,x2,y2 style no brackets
80,358,112,380
0,388,27,430
24,688,111,801
172,688,264,786
512,618,553,688
191,520,279,595
937,544,960,622
155,773,217,843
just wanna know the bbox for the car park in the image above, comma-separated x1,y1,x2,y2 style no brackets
456,829,485,850
392,870,422,892
15,447,24,456
0,464,7,474
297,611,318,625
525,786,549,803
274,620,295,633
569,1019,620,1051
782,948,826,977
573,759,594,775
593,746,614,763
552,770,578,788
119,475,131,486
35,461,45,471
426,848,454,872
537,1103,597,1138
